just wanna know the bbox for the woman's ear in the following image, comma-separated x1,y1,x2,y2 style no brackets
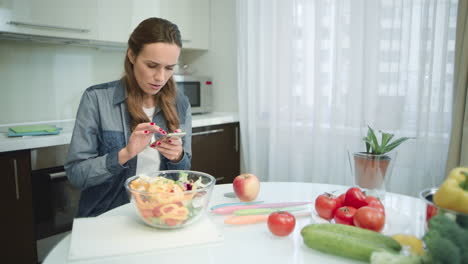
127,49,136,64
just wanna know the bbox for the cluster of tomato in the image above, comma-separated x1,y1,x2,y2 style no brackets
314,187,386,232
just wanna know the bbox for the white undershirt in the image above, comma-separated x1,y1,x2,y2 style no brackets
135,106,160,175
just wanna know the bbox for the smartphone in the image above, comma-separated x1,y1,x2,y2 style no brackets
164,132,186,138
159,132,187,141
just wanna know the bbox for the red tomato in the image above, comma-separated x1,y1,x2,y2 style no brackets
334,206,357,225
337,193,346,206
365,196,385,215
267,211,296,236
344,187,368,209
315,193,341,220
353,206,385,232
140,209,153,219
164,218,181,226
426,204,438,222
152,205,163,217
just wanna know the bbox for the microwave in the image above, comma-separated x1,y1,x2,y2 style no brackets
173,75,213,114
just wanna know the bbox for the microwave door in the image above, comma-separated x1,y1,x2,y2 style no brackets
177,81,201,108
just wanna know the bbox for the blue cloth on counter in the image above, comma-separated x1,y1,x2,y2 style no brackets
10,124,58,133
7,126,62,137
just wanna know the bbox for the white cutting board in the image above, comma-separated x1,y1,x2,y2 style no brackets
68,215,223,261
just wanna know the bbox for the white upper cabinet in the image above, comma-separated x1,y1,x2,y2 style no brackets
0,0,98,39
0,0,210,50
95,0,134,44
129,0,162,32
159,0,210,50
98,0,211,50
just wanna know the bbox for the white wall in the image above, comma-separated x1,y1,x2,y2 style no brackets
0,40,125,124
180,0,238,113
0,0,238,125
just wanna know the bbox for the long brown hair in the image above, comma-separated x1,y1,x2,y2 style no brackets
124,17,182,132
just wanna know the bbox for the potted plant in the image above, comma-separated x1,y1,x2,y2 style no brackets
352,126,411,191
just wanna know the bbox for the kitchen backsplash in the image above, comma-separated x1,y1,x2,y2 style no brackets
0,39,125,125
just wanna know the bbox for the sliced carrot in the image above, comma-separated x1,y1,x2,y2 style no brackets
224,215,269,225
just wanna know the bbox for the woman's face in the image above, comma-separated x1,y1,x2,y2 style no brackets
128,42,180,97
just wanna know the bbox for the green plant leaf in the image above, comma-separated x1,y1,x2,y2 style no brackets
384,137,412,153
363,137,373,148
364,137,371,153
367,126,381,154
380,132,394,149
364,137,381,154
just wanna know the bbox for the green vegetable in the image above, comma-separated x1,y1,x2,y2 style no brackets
424,229,460,264
177,172,189,183
186,204,201,219
301,224,401,262
423,214,468,264
456,214,468,229
302,223,401,251
429,214,468,248
370,250,428,264
149,217,163,225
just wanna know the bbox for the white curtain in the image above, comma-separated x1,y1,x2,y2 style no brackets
236,0,458,197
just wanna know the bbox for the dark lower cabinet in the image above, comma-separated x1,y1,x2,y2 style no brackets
191,122,240,184
0,150,37,263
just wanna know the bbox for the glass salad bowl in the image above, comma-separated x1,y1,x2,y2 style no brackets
124,170,216,229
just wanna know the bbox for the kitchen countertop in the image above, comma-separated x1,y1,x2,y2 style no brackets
0,112,239,153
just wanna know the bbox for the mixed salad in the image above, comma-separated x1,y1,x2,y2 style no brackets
128,173,207,227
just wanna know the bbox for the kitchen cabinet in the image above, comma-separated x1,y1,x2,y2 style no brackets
95,0,133,44
0,0,211,50
96,0,163,44
191,122,240,184
0,150,37,263
0,0,98,40
159,0,211,50
97,0,211,50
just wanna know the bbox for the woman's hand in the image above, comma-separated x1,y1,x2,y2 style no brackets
151,129,184,162
118,122,165,165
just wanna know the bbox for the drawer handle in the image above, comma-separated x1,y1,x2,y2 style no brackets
7,21,90,33
235,126,239,152
49,171,67,180
13,159,19,200
215,177,224,182
192,128,224,136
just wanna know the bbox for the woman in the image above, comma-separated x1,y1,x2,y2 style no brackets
65,17,192,217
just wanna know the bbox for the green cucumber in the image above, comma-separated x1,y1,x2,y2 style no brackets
301,223,401,251
302,230,384,261
301,224,401,262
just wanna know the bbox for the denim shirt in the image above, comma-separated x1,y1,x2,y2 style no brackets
65,79,192,217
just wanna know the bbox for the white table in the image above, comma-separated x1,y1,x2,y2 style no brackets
43,182,426,264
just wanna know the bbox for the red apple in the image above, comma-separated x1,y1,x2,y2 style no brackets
233,173,260,201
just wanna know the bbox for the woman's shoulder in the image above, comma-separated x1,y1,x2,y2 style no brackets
82,79,126,103
175,89,190,106
85,79,123,93
174,89,191,114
